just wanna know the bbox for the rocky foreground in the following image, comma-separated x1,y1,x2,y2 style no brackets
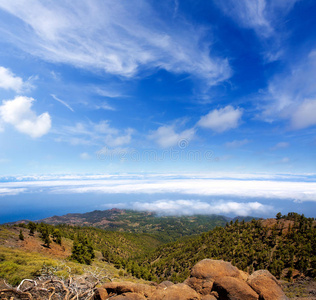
0,259,289,300
94,259,288,300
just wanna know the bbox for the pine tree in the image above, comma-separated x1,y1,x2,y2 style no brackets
71,234,95,265
28,221,37,235
19,229,24,241
52,229,62,245
39,224,51,247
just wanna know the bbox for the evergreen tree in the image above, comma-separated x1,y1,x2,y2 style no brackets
39,224,51,247
27,221,37,235
19,229,24,241
71,234,94,265
52,229,62,245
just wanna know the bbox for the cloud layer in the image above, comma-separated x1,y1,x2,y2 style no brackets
1,174,315,202
132,199,272,216
0,96,51,138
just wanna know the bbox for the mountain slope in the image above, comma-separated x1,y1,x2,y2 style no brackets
38,209,231,242
135,213,316,282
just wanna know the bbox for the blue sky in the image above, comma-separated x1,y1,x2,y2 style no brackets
0,0,316,221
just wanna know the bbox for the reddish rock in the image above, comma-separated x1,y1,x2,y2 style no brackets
191,259,243,280
151,283,200,300
101,282,155,298
158,281,174,288
200,295,217,300
213,276,259,300
239,270,249,281
93,287,108,300
247,270,288,300
111,292,146,300
184,277,213,295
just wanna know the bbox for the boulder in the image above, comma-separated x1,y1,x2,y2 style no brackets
239,270,249,281
200,295,217,300
93,287,108,300
151,283,200,300
213,276,259,300
191,259,243,280
111,292,147,300
247,270,288,300
184,277,213,295
101,282,155,298
158,281,174,288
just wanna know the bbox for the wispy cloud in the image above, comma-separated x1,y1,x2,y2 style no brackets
80,152,91,160
56,120,134,147
215,0,299,62
280,157,290,164
94,103,116,111
260,50,316,129
94,87,124,99
198,106,242,132
0,96,51,138
270,142,289,151
51,94,74,112
216,0,298,39
0,187,26,196
225,139,250,148
0,1,231,86
291,99,316,130
215,0,273,38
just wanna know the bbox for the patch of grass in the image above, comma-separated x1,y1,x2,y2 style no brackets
0,246,83,286
0,227,17,240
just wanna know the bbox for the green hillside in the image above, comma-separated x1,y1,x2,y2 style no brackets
39,209,230,242
134,213,316,282
2,212,315,290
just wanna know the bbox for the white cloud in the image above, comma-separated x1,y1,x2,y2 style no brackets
225,139,249,148
94,121,119,136
0,96,51,138
149,125,195,148
0,0,231,86
0,66,24,92
0,66,36,93
198,106,242,132
80,152,91,160
105,128,133,147
291,99,316,129
132,199,272,216
270,142,289,151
